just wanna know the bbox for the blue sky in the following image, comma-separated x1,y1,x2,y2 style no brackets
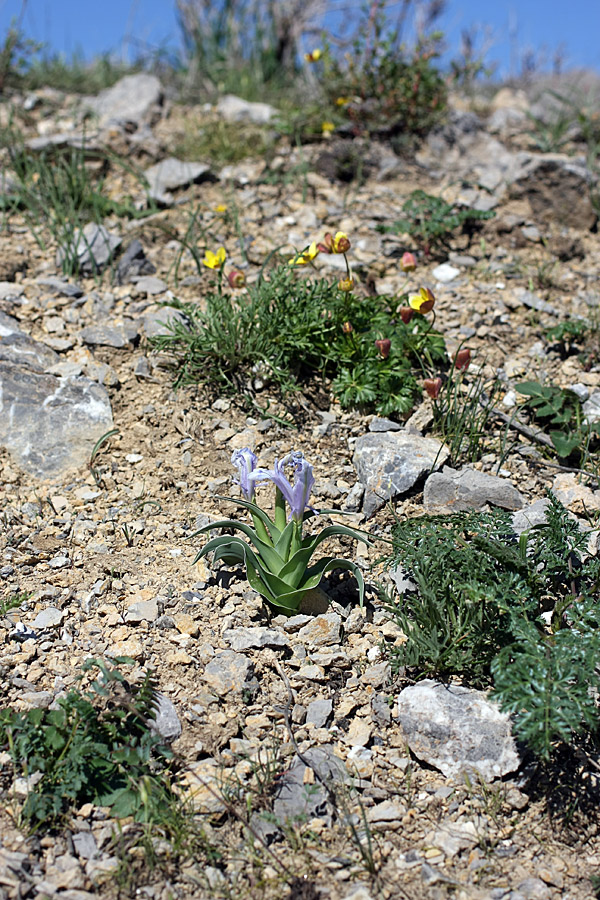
1,1,599,77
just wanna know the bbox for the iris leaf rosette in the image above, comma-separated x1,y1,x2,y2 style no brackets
192,448,370,616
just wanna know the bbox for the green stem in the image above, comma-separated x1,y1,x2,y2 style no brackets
274,488,287,533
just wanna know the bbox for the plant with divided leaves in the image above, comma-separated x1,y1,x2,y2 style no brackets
383,494,600,758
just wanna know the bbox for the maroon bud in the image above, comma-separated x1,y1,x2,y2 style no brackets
375,338,391,359
399,307,414,324
454,348,472,371
424,377,442,399
227,269,246,289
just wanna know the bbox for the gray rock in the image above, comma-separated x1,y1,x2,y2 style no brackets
125,599,159,623
0,282,24,301
0,331,59,372
508,153,597,230
512,287,560,316
57,223,122,275
430,819,480,857
369,416,401,432
20,690,53,708
85,73,163,127
511,499,550,535
305,698,333,728
396,680,520,780
32,607,64,629
36,277,84,298
149,693,182,742
144,157,211,204
134,275,167,295
353,431,449,517
203,650,254,695
71,832,98,860
343,481,365,512
0,363,113,477
217,93,278,124
432,263,460,283
516,877,551,900
80,325,131,349
223,627,290,651
297,613,341,646
273,746,348,824
116,239,156,284
142,307,190,339
423,466,524,512
583,391,600,424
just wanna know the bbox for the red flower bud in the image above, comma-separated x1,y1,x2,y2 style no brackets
399,306,414,324
227,269,246,289
318,233,334,253
400,251,417,272
424,377,442,399
454,348,472,371
375,338,391,359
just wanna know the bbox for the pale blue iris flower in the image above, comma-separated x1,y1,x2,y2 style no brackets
231,447,259,501
249,450,315,522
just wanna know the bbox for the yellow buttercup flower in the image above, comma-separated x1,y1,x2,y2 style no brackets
304,48,322,62
214,203,227,213
335,96,350,106
203,247,227,269
409,286,435,314
288,242,319,266
332,231,351,254
322,121,335,135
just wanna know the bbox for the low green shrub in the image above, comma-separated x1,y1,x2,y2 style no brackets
379,190,495,257
383,495,600,758
0,658,176,828
151,264,446,417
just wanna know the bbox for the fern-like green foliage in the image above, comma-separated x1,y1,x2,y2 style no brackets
151,266,446,418
383,495,600,758
0,658,175,827
379,190,495,257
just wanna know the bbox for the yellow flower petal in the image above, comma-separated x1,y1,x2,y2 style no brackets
203,246,227,269
409,287,435,314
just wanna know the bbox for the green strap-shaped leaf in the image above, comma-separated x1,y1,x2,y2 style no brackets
191,519,285,573
278,524,371,588
213,495,280,543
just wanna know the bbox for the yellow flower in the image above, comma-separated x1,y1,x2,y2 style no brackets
409,287,435,314
332,231,351,254
288,242,319,266
214,203,227,213
322,121,335,135
338,276,354,292
304,48,322,62
203,247,227,269
335,96,350,106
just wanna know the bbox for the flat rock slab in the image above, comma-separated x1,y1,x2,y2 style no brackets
144,158,211,204
273,746,348,824
353,431,449,517
424,466,524,512
84,73,163,126
0,362,113,477
217,93,278,124
203,650,254,695
0,330,59,372
396,680,520,781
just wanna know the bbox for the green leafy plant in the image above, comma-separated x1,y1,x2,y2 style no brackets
526,108,574,153
318,13,447,143
379,190,495,257
515,381,594,460
0,658,176,828
383,495,600,758
192,448,369,615
151,259,446,417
